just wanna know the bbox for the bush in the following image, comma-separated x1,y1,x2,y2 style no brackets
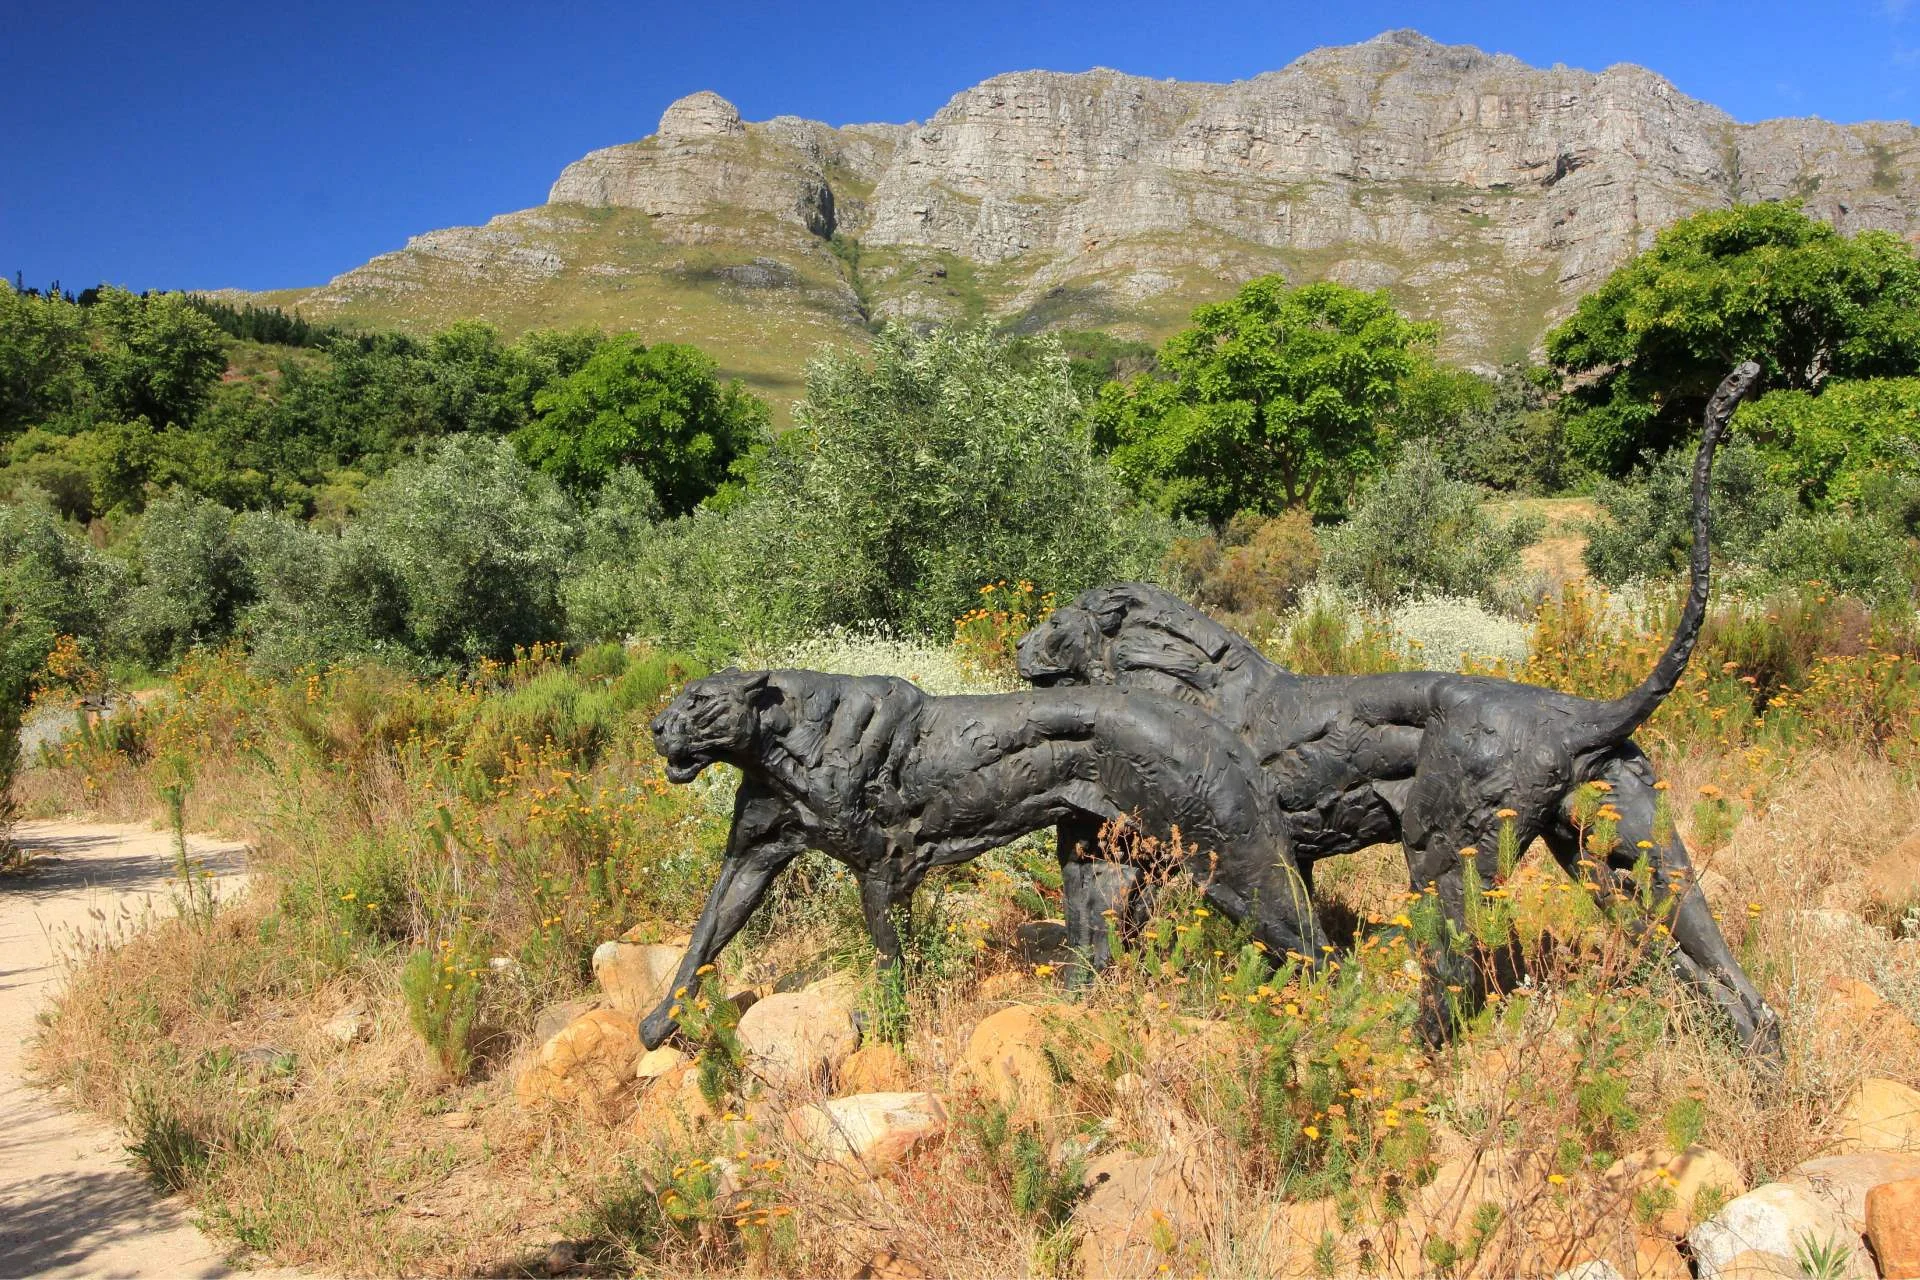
234,512,409,674
1581,438,1798,587
1584,438,1917,604
0,494,125,662
649,325,1170,648
1737,377,1920,509
1758,510,1915,605
350,435,576,667
234,435,576,671
559,467,665,644
1163,509,1322,621
117,492,254,666
400,938,484,1082
1320,447,1541,610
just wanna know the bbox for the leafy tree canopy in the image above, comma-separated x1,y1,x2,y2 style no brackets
1090,276,1435,520
1734,377,1920,509
1546,201,1920,474
517,338,769,515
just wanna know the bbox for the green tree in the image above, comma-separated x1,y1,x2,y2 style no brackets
1734,377,1920,508
1580,439,1800,586
1547,202,1920,475
517,338,768,514
352,435,577,665
0,282,88,437
84,288,228,428
117,493,255,665
1091,276,1436,519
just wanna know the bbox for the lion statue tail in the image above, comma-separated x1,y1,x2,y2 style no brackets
1570,361,1762,756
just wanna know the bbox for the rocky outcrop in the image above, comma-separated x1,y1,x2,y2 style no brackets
286,32,1920,380
546,92,909,242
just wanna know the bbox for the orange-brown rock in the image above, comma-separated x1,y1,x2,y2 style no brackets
850,1251,928,1280
736,989,859,1091
783,1091,948,1173
958,1004,1062,1123
627,1061,718,1145
1605,1145,1747,1234
515,1008,640,1123
1866,1177,1920,1279
1075,1145,1223,1280
1818,976,1920,1063
1837,1077,1920,1152
1864,834,1920,916
1784,1151,1920,1230
1633,1234,1689,1280
839,1042,911,1093
591,939,685,1018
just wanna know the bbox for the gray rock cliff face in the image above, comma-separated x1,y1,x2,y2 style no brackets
294,32,1918,372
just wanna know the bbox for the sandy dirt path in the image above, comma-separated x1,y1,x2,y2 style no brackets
0,819,260,1278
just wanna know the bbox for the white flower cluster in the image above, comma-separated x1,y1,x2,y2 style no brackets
1388,595,1532,671
757,627,1003,696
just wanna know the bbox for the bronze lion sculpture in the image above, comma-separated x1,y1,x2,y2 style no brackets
640,669,1323,1049
1017,364,1779,1058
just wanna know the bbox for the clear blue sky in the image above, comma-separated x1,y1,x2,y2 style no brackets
4,0,1915,294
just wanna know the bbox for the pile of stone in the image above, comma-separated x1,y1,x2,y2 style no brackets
517,927,1920,1279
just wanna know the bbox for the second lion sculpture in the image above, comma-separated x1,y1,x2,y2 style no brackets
1018,363,1779,1058
638,670,1322,1050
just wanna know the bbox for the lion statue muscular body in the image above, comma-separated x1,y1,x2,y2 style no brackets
1017,364,1779,1058
640,668,1323,1049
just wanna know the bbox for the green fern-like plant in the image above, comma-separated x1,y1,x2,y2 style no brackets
401,937,483,1081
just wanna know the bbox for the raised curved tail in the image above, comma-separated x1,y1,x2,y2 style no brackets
1571,361,1763,755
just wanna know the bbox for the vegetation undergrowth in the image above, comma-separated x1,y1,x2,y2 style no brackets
15,577,1919,1276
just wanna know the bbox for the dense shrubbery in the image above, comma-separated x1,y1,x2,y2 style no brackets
1583,437,1920,604
1321,447,1542,610
8,203,1920,699
565,325,1171,651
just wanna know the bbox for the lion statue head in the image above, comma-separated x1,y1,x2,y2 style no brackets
650,668,788,783
1017,583,1249,696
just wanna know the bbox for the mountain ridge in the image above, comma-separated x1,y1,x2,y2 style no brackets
258,30,1920,409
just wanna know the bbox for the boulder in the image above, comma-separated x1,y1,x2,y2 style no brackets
515,1008,641,1122
1606,1145,1747,1234
532,998,598,1044
321,1006,368,1045
1688,1183,1872,1280
1864,834,1920,916
634,1045,688,1081
628,1061,717,1144
1866,1177,1920,1279
591,939,684,1018
959,1005,1060,1123
1818,977,1920,1062
1715,1251,1807,1278
1837,1077,1920,1152
1783,1152,1920,1230
1014,918,1070,966
736,989,859,1090
1633,1234,1690,1280
839,1042,911,1093
1554,1264,1623,1280
1075,1146,1220,1280
783,1091,947,1172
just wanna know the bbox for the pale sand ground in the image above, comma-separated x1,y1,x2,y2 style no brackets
0,819,278,1279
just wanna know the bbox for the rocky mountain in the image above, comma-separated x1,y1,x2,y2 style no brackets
267,31,1920,407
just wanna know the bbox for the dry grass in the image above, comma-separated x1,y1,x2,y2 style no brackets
20,623,1920,1277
